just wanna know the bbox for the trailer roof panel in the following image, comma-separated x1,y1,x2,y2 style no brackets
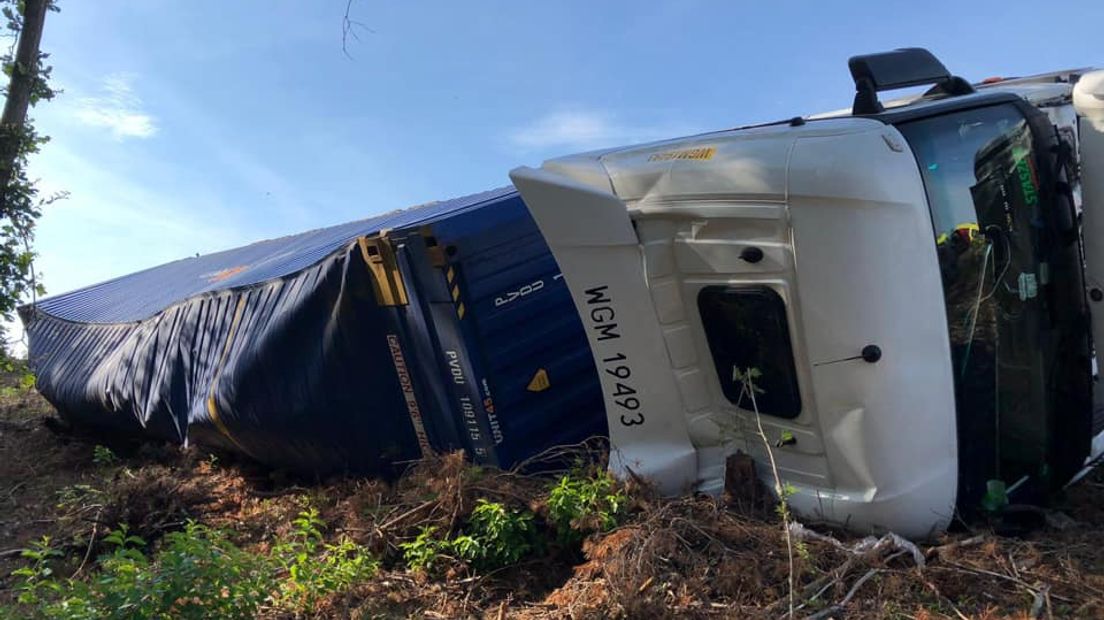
27,186,517,324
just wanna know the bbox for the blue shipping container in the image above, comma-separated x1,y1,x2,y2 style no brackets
20,188,607,474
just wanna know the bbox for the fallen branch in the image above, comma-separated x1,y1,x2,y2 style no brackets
931,564,1073,604
804,568,882,620
1030,584,1052,620
246,485,307,498
926,534,986,560
376,498,436,533
71,507,104,578
790,522,926,568
791,559,855,616
784,525,926,615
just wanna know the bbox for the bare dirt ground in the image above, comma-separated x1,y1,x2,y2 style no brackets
1,376,1103,618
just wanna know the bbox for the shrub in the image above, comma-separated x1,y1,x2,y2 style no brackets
92,445,117,467
5,523,275,620
273,506,378,613
10,537,62,608
400,500,538,573
399,525,450,572
92,522,274,620
452,499,537,570
4,506,380,619
546,470,626,544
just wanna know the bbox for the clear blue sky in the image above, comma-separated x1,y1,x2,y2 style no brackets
23,0,1104,301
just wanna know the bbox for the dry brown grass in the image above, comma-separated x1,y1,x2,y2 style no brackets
1,375,1103,618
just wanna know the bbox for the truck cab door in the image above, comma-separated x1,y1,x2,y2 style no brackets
510,167,698,494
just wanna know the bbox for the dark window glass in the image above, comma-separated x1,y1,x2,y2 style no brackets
897,103,1091,506
698,286,801,418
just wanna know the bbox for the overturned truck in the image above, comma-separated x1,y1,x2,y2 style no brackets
23,49,1104,537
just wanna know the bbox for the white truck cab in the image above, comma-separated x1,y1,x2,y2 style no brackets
512,49,1104,538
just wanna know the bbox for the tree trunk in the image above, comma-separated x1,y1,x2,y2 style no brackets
0,0,50,201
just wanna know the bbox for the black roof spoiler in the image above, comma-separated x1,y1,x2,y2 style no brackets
849,48,975,115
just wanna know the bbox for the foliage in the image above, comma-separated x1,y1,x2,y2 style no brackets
2,502,380,618
451,499,536,570
5,522,275,620
401,500,538,572
546,469,626,544
399,525,451,572
273,506,378,613
54,484,104,512
0,0,61,355
91,445,117,467
10,536,62,607
93,522,273,620
0,370,30,395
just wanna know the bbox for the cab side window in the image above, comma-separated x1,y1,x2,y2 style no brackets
698,286,801,418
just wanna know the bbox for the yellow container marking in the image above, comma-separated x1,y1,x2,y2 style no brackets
648,146,716,162
357,236,409,306
527,368,551,392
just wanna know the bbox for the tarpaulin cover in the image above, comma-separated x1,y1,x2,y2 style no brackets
19,187,605,474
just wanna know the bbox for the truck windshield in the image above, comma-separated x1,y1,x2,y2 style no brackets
897,104,1070,507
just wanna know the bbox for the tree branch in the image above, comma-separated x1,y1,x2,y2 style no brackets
341,0,374,60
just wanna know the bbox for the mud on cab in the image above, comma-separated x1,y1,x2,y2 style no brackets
512,48,1104,538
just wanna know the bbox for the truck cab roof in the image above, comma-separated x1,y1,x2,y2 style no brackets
541,65,1094,194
